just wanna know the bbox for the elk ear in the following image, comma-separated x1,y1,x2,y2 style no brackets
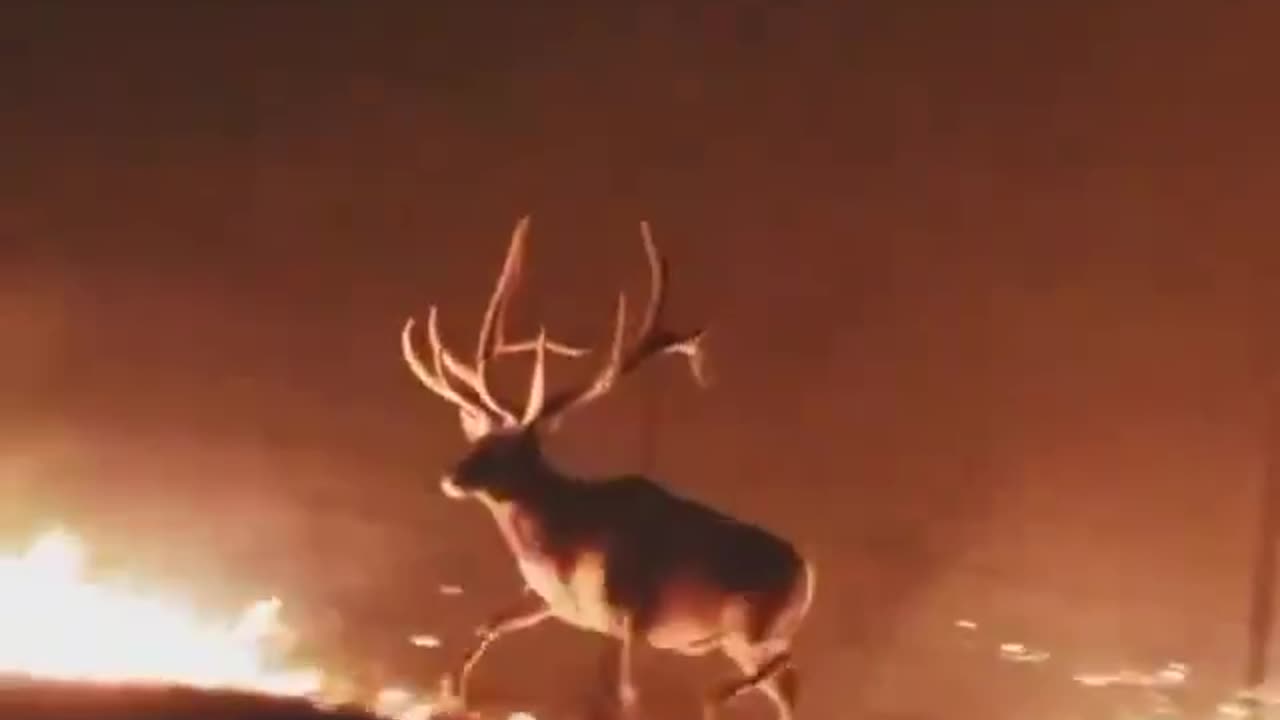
459,407,492,441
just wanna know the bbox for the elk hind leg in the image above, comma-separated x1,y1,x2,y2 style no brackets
617,614,639,713
703,639,796,720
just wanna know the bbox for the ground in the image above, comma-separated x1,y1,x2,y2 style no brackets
0,677,376,720
0,677,596,720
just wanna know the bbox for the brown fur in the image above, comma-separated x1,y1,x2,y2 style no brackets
441,430,815,719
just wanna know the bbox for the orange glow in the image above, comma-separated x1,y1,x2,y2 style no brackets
0,526,543,720
0,528,323,696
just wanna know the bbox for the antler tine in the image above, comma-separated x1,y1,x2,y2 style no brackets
401,309,493,424
481,216,591,360
614,221,707,387
404,216,605,435
519,326,552,426
474,216,529,367
627,221,709,385
534,292,629,425
435,216,591,426
463,217,531,425
495,336,591,357
529,222,707,428
636,221,666,340
492,272,590,358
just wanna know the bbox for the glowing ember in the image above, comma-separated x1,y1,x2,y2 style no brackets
1074,660,1190,689
997,641,1050,663
410,634,442,649
374,687,437,720
0,528,323,696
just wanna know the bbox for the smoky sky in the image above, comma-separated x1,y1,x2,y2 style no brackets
2,2,1279,717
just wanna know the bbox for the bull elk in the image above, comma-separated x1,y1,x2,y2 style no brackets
400,217,816,719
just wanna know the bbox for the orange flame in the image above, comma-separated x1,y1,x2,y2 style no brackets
0,528,323,696
0,527,543,720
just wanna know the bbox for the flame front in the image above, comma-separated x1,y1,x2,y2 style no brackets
0,528,324,696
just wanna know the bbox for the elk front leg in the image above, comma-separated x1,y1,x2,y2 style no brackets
448,592,551,706
617,615,638,713
703,640,796,720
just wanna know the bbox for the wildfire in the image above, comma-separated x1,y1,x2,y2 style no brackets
0,526,542,720
0,527,323,696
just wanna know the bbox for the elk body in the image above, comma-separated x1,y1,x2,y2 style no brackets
401,218,816,720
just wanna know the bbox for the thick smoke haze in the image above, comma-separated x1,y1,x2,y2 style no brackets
2,2,1279,717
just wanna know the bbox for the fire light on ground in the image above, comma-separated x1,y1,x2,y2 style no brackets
0,526,536,720
0,527,324,696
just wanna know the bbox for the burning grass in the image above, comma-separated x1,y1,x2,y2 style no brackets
0,528,323,695
0,527,465,719
0,676,379,720
10,524,1269,720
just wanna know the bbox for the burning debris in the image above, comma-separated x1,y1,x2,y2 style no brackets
409,634,443,649
946,615,1280,720
1073,660,1190,689
996,641,1051,664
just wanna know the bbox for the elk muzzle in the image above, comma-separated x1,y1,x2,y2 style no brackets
440,474,467,500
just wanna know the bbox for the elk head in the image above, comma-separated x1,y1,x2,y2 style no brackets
400,216,708,504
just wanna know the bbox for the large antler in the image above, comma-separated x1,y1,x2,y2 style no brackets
402,216,590,434
521,221,708,428
401,306,496,437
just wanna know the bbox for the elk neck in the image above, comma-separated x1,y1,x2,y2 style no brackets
474,455,593,575
473,446,580,525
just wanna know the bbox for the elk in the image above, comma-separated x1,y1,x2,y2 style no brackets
400,217,816,720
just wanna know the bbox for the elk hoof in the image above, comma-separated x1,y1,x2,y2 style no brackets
618,682,638,712
425,696,469,720
437,671,457,697
426,706,471,720
434,672,467,712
